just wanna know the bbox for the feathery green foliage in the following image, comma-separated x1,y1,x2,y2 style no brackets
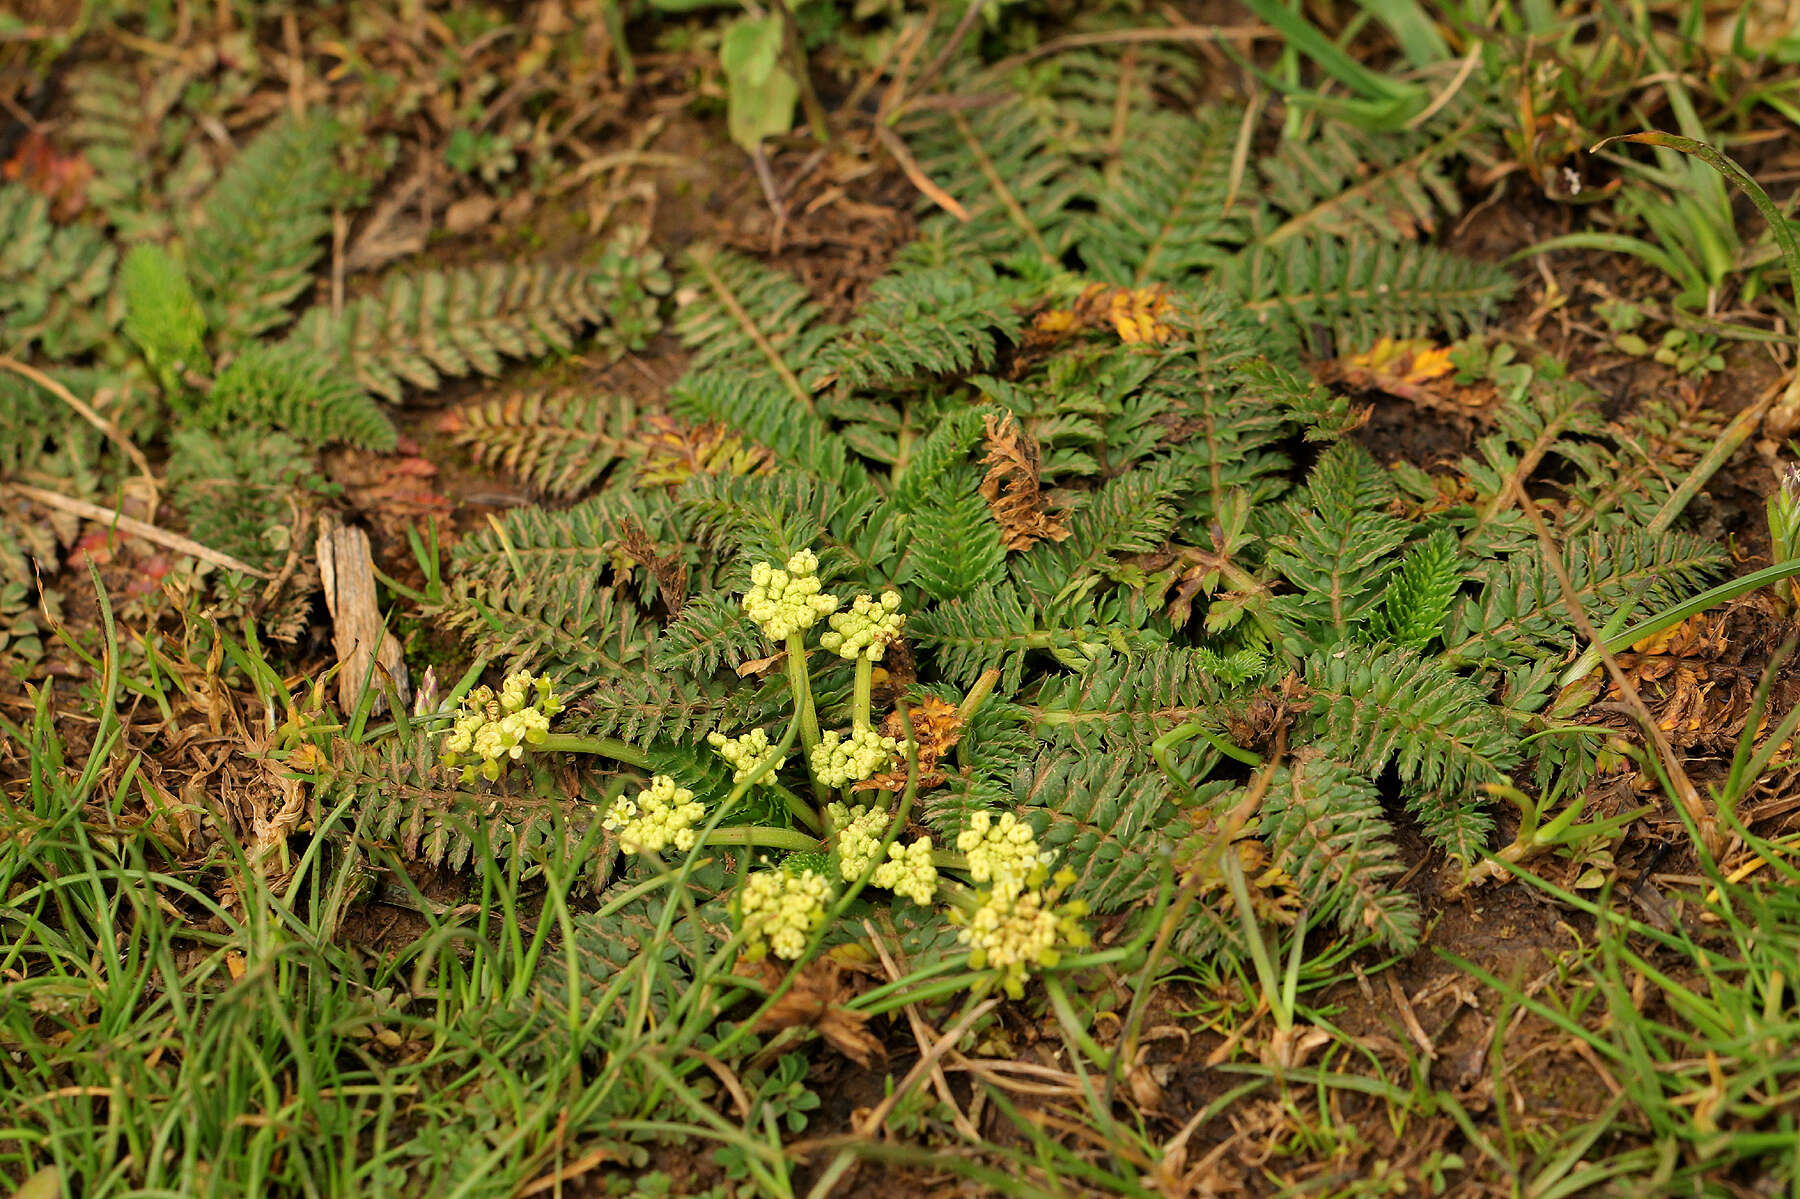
205,342,397,451
292,260,622,401
120,243,208,399
310,39,1722,985
0,183,117,357
187,116,340,344
445,390,637,496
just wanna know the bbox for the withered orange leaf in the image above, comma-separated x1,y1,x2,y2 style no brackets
856,695,963,793
978,411,1068,552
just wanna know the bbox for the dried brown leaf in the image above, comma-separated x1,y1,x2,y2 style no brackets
750,958,883,1068
977,411,1068,552
636,415,773,487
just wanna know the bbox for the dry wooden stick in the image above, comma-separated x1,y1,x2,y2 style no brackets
7,483,272,578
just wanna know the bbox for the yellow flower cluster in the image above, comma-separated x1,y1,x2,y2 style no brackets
809,726,900,788
827,802,888,880
706,727,787,783
871,837,937,905
738,867,831,960
957,810,1053,894
827,802,938,904
959,867,1090,998
954,811,1087,997
602,775,705,856
440,671,564,783
819,591,905,661
742,549,837,641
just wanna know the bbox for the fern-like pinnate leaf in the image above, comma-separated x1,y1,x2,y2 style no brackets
319,729,597,872
1031,647,1250,755
669,370,855,485
187,116,339,344
120,243,208,398
652,593,766,677
207,342,397,450
1227,235,1513,352
1014,457,1190,599
675,247,835,380
439,494,680,685
1366,527,1462,650
1443,529,1723,668
292,261,628,401
1305,644,1517,857
815,266,1024,389
1010,756,1176,909
1258,115,1474,247
1257,754,1419,951
0,184,116,357
891,407,986,512
910,486,1006,602
1265,443,1408,648
445,390,636,497
908,583,1038,692
1077,108,1245,285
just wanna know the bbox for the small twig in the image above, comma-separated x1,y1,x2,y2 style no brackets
8,483,273,578
769,0,830,144
0,357,157,508
893,1,983,117
872,124,968,221
1507,475,1718,858
855,998,999,1136
864,919,981,1141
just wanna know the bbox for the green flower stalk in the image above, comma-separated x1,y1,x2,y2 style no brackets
742,549,836,772
820,590,904,727
1770,464,1800,615
1768,464,1800,564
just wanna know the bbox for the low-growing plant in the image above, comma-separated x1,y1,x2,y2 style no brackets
293,45,1763,1035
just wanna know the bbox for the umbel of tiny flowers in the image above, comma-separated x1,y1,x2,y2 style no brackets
826,801,938,905
871,837,937,905
958,810,1055,895
707,727,787,783
828,801,889,880
603,775,705,856
440,670,564,783
810,725,899,789
742,549,837,641
742,549,836,774
957,866,1091,1000
736,865,832,961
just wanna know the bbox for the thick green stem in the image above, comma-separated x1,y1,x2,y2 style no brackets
853,657,873,730
703,826,821,854
535,733,651,769
785,634,822,756
770,780,823,834
785,633,826,804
